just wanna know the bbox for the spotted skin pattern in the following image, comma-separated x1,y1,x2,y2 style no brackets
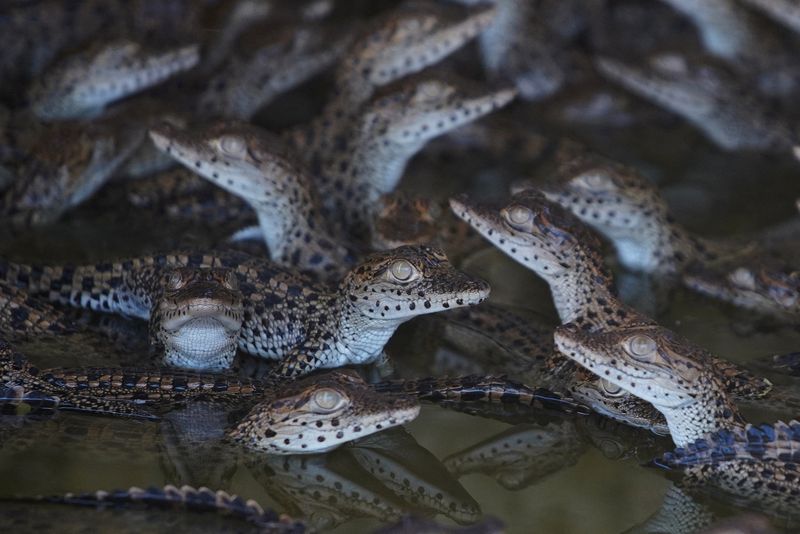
148,121,355,280
29,40,199,121
1,246,489,377
554,322,800,516
534,149,735,276
450,191,771,402
595,53,797,154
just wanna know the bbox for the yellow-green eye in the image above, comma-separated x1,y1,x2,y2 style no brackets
505,205,532,225
389,259,416,282
600,379,624,397
627,334,657,360
312,388,345,412
218,135,246,157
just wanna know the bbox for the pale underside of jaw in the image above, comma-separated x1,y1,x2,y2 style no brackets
269,406,420,454
165,317,239,368
161,302,242,331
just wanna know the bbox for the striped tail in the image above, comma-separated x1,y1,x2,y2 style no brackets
6,485,306,533
372,375,589,415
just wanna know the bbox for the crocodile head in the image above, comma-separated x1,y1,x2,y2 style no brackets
684,261,800,320
450,190,608,284
554,322,743,445
152,267,244,371
149,121,351,276
29,41,199,121
338,2,496,94
533,151,666,244
370,192,441,250
595,53,795,152
352,76,516,194
341,245,490,320
228,371,420,454
5,121,143,227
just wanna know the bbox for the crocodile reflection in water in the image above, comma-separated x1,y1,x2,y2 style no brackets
443,415,664,492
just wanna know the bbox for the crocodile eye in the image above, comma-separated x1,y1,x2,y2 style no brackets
311,388,346,413
166,271,184,290
574,172,612,190
728,267,756,290
626,334,657,361
600,378,624,397
224,271,239,290
218,135,246,157
388,259,417,282
504,205,532,225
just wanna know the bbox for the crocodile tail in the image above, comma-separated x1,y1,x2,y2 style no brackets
0,253,196,317
11,485,305,533
371,374,589,415
661,421,800,467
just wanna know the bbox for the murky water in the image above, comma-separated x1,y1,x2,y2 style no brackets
2,2,800,533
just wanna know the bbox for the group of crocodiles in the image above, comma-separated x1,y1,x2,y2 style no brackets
1,1,800,532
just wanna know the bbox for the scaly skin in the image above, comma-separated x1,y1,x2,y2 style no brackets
369,192,485,262
554,322,800,517
449,191,771,401
28,40,200,121
148,122,355,280
2,345,420,454
1,485,306,534
0,119,144,227
286,2,497,189
309,76,515,239
0,246,490,377
197,25,349,120
150,267,244,371
533,149,741,276
595,53,797,155
0,0,206,92
436,305,668,432
0,282,74,338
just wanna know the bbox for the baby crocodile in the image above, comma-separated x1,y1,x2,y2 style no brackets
533,148,736,276
28,40,200,121
554,322,800,517
532,149,800,320
0,282,73,338
3,347,420,454
1,246,489,377
150,267,244,371
595,52,797,155
148,122,354,279
450,190,771,401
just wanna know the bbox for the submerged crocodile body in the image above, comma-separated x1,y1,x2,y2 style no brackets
0,246,489,377
0,282,74,338
1,484,307,534
554,322,800,518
